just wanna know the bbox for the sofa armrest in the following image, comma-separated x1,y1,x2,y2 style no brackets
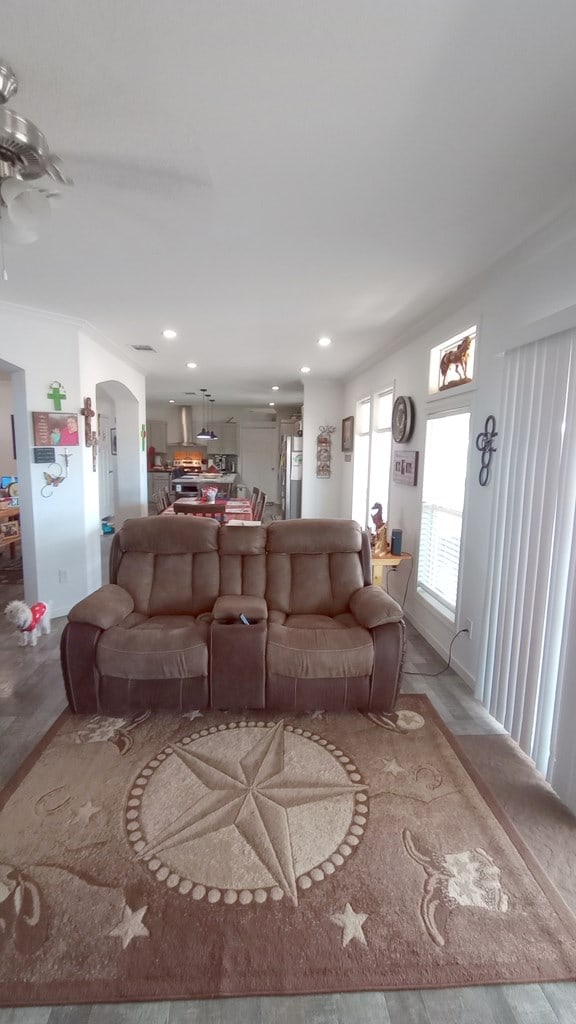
68,584,134,630
213,595,268,623
349,585,403,628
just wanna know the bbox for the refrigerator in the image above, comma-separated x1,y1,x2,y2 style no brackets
280,435,303,519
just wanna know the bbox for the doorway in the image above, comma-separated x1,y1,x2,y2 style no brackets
239,426,278,504
0,367,22,591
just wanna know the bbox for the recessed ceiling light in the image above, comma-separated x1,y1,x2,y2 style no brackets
300,366,311,374
271,385,279,391
186,362,197,369
169,399,175,404
318,336,332,347
162,328,177,340
269,402,275,407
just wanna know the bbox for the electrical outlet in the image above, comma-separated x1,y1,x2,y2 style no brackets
58,569,68,583
463,617,473,639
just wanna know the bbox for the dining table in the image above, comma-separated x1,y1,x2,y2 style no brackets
162,498,254,523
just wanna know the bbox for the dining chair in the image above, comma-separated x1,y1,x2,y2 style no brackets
250,487,260,518
254,491,267,522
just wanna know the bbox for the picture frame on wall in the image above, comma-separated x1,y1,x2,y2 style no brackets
341,416,354,453
393,449,419,486
32,411,80,447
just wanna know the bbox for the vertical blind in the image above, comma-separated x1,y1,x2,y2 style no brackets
479,329,576,780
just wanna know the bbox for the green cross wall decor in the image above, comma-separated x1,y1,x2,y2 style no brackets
141,424,147,451
47,382,67,411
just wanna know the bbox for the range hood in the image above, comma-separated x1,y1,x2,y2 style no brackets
176,405,196,445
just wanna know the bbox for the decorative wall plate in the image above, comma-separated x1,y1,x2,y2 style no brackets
392,396,415,443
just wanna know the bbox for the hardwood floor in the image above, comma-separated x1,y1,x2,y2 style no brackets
1,577,575,1023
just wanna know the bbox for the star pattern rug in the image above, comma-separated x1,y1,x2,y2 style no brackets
1,695,576,1006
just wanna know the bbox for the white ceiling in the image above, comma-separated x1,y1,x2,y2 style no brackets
3,0,576,408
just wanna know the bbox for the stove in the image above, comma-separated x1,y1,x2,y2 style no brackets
171,450,204,494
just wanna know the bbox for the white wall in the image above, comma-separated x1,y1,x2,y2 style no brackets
0,305,146,615
0,375,17,478
302,379,344,518
342,205,576,689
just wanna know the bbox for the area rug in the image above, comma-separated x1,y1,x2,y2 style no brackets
1,695,576,1007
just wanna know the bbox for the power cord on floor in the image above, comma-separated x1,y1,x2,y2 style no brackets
404,627,469,677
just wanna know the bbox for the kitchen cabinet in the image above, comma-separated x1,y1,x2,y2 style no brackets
147,471,172,503
147,420,168,453
206,422,237,453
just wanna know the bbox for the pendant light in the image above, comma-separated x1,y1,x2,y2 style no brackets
196,389,210,439
209,398,219,440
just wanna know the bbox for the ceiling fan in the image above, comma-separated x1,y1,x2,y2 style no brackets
0,59,72,251
0,56,211,267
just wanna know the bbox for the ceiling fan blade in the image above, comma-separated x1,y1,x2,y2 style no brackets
60,154,211,194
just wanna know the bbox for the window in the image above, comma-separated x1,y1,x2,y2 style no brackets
417,411,470,618
429,326,476,395
352,390,393,527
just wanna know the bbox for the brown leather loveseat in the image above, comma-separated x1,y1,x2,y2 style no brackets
60,517,405,715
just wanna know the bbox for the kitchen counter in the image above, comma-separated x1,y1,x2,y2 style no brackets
194,473,237,483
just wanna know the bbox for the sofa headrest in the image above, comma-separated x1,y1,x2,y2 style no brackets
266,519,363,554
115,516,219,554
219,525,266,555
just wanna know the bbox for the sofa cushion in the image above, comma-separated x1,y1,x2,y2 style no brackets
218,524,266,597
265,520,365,616
267,620,374,679
112,517,220,617
96,614,209,680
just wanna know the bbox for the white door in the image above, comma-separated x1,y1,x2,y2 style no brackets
239,427,278,503
98,415,115,518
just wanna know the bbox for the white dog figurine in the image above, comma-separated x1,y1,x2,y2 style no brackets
4,600,51,647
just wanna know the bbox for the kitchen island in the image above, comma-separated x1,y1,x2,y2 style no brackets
172,473,238,497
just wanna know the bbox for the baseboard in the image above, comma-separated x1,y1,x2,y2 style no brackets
404,610,476,691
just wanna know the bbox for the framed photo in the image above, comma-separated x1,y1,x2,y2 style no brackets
32,411,79,447
110,428,117,455
341,416,354,453
393,449,419,486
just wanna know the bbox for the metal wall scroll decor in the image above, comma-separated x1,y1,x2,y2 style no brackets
476,415,498,486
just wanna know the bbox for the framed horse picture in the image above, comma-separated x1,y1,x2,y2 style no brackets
438,332,475,391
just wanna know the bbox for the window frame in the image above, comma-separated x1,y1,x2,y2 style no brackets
351,388,393,530
416,403,471,623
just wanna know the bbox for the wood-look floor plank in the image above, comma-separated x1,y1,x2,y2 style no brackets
256,994,306,1024
384,990,431,1023
295,995,341,1024
467,985,521,1024
168,1000,223,1024
541,983,576,1023
0,1009,51,1024
499,984,560,1023
87,1002,170,1024
47,1005,93,1024
337,991,391,1023
420,987,466,1024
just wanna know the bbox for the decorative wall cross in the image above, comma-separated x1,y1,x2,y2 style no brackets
475,415,498,486
141,424,147,452
47,382,67,411
91,431,98,472
80,397,96,447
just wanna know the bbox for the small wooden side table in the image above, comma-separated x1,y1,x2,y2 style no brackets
0,506,21,560
371,552,412,605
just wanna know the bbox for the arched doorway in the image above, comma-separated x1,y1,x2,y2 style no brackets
96,380,142,579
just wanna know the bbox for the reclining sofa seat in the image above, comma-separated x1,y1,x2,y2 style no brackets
264,518,402,710
60,516,405,715
62,516,220,714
